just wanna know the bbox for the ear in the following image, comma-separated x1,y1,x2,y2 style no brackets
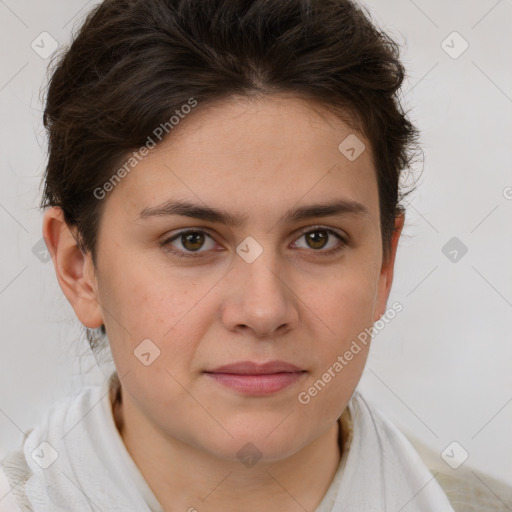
42,206,104,329
373,213,405,322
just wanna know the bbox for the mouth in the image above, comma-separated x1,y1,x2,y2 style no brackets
204,360,307,395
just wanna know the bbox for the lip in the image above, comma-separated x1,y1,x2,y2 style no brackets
207,360,304,375
204,360,307,395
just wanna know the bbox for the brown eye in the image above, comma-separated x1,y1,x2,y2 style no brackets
292,227,346,255
305,230,329,250
162,229,217,258
181,232,206,252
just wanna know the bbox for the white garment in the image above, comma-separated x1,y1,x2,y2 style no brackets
1,374,456,511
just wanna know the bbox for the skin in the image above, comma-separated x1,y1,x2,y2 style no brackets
43,94,404,511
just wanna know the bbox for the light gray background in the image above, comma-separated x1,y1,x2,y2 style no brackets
1,0,511,488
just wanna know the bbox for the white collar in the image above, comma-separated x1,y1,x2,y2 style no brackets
20,374,454,511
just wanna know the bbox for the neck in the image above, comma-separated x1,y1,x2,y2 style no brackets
111,385,344,512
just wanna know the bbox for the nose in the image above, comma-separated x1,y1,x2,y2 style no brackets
220,246,299,339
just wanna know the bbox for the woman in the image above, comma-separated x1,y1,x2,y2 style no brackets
1,0,510,510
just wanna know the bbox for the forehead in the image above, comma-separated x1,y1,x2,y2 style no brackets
105,94,379,223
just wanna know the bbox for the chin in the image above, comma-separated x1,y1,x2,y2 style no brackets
198,420,310,465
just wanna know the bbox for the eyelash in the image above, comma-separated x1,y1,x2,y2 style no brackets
160,226,347,260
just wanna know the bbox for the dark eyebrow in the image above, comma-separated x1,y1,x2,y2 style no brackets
139,198,369,227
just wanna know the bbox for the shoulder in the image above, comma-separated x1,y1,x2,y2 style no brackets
0,379,112,512
407,436,512,512
0,445,32,511
348,393,512,511
434,469,512,512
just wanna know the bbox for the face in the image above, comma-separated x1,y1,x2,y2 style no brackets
47,94,402,463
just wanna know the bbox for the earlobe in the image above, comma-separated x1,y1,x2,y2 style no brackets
373,213,405,322
42,207,104,329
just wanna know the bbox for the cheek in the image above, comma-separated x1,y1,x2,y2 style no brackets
99,245,190,323
314,284,374,370
295,261,379,404
304,256,380,337
96,254,206,368
97,263,209,417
